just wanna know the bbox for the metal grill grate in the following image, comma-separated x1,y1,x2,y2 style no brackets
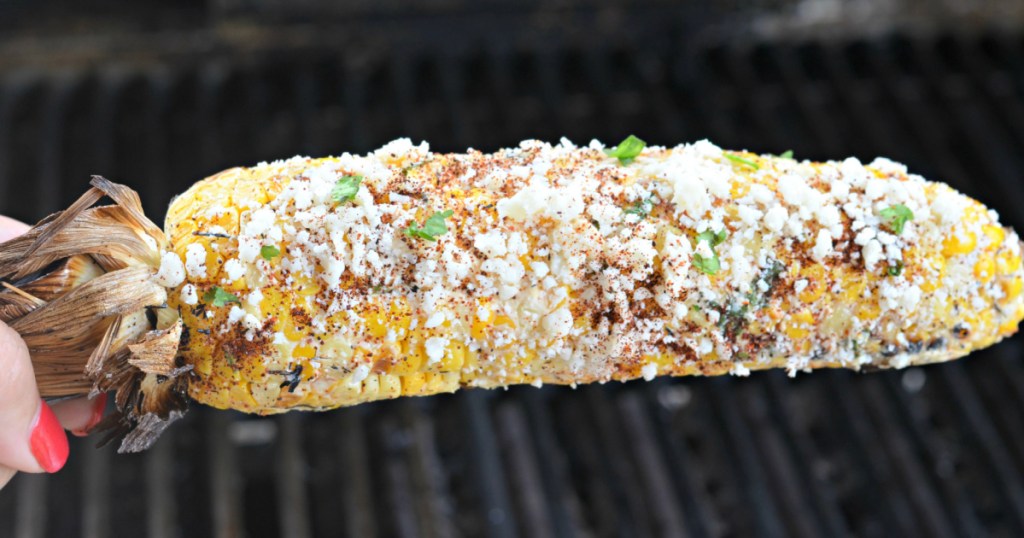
1,20,1024,538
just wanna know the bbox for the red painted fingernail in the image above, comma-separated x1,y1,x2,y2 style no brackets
29,400,69,473
72,393,107,437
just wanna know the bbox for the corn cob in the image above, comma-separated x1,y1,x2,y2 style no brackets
2,137,1022,450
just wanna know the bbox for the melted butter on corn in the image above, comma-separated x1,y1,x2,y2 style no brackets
158,138,1024,413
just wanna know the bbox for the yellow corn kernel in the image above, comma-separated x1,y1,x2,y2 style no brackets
283,317,306,341
920,257,946,293
942,231,977,257
1000,276,1023,304
785,310,814,340
401,373,428,394
392,339,426,375
983,225,1005,248
292,345,316,359
997,250,1022,276
856,301,881,321
974,256,996,283
798,264,827,303
442,340,467,371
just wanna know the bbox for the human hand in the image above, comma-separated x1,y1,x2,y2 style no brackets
0,215,107,488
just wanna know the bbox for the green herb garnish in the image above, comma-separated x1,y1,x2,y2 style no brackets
888,261,904,277
405,210,454,241
693,229,728,275
604,135,646,165
724,153,760,170
624,197,655,220
204,286,240,307
331,175,363,203
778,150,794,159
879,204,914,234
260,245,280,260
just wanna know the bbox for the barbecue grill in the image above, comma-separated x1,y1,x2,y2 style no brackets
2,1,1024,536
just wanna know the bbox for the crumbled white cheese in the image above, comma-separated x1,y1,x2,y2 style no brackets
185,243,208,278
154,252,186,287
424,337,448,364
180,284,198,305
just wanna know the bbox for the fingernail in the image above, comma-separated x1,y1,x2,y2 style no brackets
72,393,107,437
29,400,69,473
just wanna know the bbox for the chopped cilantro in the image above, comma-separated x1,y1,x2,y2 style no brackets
696,229,728,248
331,175,363,203
624,197,655,219
778,150,794,159
888,261,904,277
204,286,240,307
693,229,728,276
693,254,721,275
724,153,760,170
879,204,914,234
604,135,646,165
260,245,280,260
405,210,454,241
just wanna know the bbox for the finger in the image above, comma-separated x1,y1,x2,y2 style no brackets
52,394,107,437
0,215,28,242
0,321,68,473
0,464,15,489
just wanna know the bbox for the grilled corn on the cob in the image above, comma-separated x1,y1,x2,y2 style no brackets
2,137,1021,451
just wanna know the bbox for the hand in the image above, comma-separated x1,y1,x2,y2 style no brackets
0,215,107,489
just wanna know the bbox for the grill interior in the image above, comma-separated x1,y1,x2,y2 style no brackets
2,3,1024,537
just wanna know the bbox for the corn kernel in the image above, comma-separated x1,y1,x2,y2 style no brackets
997,250,1022,276
1000,276,1023,304
974,256,996,283
401,373,427,394
983,224,1005,248
785,310,814,339
292,345,316,359
942,231,977,257
442,340,467,371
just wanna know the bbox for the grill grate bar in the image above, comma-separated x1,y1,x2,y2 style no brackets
405,403,458,538
618,392,689,537
208,412,244,538
858,379,958,538
15,474,46,538
763,376,850,537
337,410,376,537
707,379,786,538
276,415,313,538
495,400,557,538
583,387,657,536
824,374,917,535
521,390,584,538
938,365,1024,531
461,392,517,538
81,441,111,538
145,431,178,538
741,379,839,538
644,384,719,537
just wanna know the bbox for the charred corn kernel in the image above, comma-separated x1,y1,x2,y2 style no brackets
943,231,977,257
12,138,1024,436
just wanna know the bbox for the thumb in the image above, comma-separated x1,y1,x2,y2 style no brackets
0,320,68,474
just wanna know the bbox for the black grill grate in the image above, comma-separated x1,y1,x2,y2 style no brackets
1,17,1024,538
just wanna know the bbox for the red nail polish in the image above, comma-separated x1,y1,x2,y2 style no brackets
29,401,69,473
72,393,107,437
